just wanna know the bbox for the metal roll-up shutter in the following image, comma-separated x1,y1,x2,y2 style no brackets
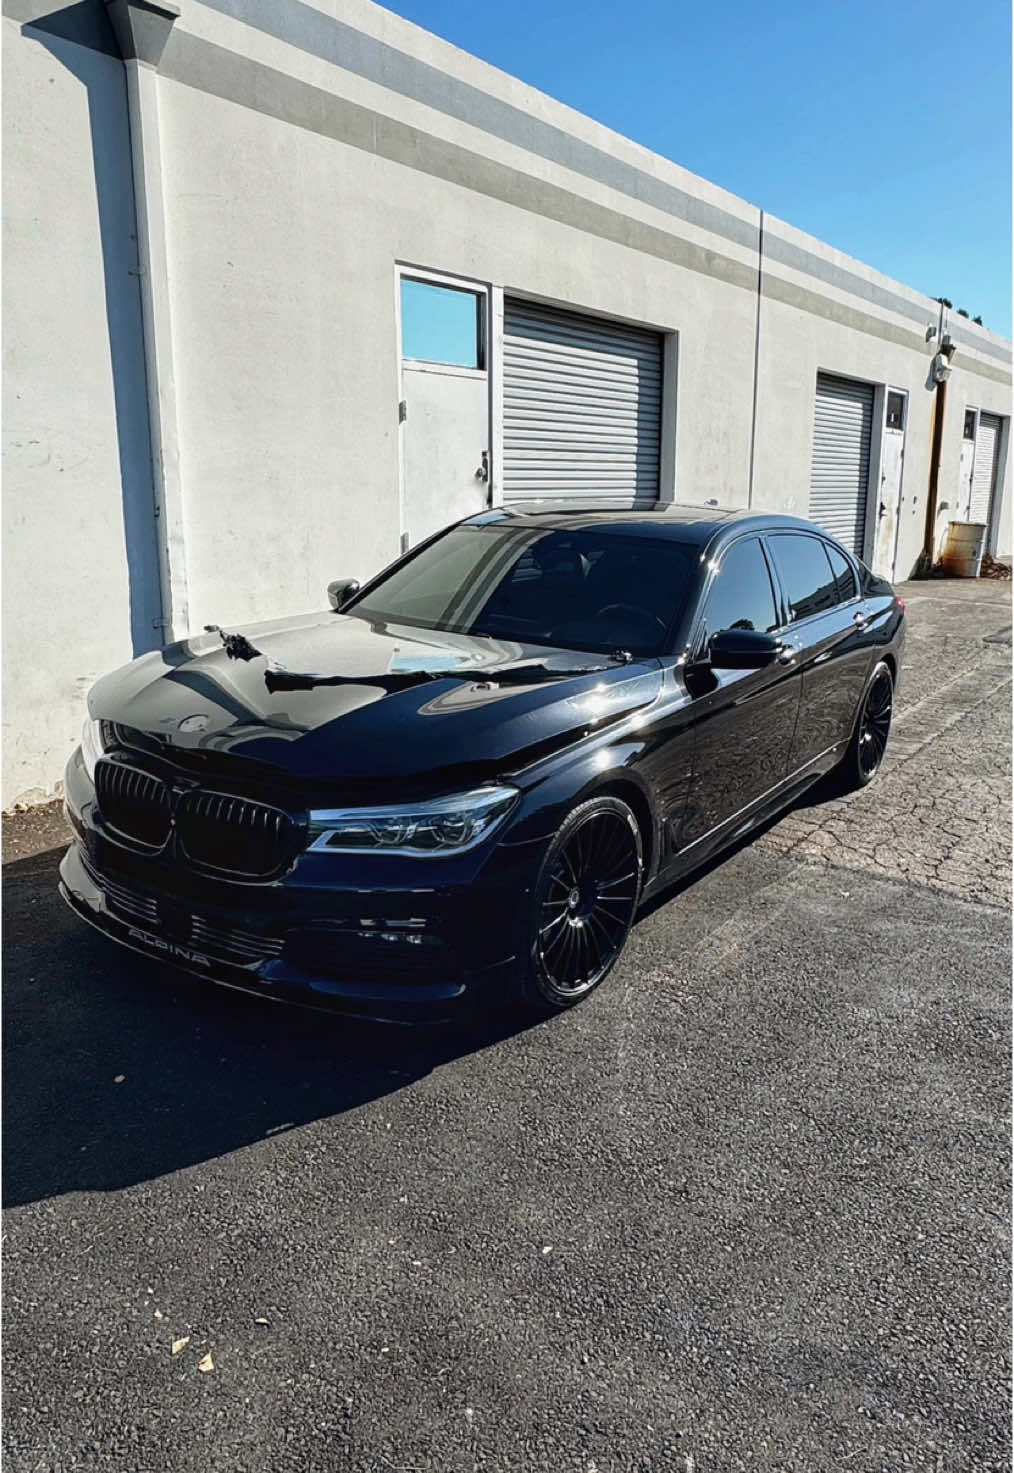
808,373,875,558
502,299,663,505
969,413,1001,523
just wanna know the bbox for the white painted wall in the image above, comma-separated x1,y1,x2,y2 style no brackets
3,0,1011,805
2,16,161,808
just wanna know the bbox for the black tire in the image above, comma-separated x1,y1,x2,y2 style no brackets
518,796,643,1014
833,660,895,793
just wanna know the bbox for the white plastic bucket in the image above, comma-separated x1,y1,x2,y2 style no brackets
942,521,987,578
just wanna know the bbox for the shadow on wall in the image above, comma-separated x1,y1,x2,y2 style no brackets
23,1,163,656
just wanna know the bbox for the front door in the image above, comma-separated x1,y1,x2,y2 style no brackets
676,535,801,852
399,273,490,550
872,389,906,580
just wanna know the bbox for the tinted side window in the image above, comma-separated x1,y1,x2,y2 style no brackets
768,535,838,623
824,542,857,603
701,537,779,639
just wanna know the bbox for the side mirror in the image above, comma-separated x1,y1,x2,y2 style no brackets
708,627,779,670
327,578,360,612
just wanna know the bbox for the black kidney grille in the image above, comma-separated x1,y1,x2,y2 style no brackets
94,761,172,849
175,789,300,878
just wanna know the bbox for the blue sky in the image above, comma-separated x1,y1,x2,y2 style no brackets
385,0,1012,336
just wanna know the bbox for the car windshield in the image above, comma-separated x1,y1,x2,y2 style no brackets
349,523,696,656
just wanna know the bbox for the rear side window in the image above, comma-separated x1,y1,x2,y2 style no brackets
701,537,779,639
824,542,857,603
767,534,838,623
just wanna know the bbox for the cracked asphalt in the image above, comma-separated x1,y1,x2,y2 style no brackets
3,577,1011,1473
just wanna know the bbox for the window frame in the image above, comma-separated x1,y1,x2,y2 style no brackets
885,390,907,431
396,265,489,377
400,273,486,374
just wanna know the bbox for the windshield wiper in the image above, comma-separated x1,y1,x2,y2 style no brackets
204,622,635,693
264,651,634,694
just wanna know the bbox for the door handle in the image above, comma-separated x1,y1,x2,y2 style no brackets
853,610,869,630
775,643,796,666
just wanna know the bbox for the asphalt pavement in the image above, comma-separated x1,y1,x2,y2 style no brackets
3,577,1011,1473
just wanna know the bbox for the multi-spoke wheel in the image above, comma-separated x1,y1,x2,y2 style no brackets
835,660,894,792
520,796,643,1012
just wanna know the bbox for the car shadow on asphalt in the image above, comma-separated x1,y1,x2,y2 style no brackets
2,845,534,1209
3,779,839,1209
634,780,834,924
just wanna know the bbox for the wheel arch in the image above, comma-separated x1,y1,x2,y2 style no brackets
583,774,656,879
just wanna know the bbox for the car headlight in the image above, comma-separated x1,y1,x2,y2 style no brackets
307,784,519,857
80,717,105,781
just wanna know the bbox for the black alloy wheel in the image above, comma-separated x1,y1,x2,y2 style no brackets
834,659,894,793
857,667,894,779
521,796,643,1012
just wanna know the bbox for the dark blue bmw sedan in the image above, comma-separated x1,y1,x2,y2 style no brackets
61,504,905,1022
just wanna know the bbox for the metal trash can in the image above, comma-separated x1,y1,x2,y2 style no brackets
941,521,987,578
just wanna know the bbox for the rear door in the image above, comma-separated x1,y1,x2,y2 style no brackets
764,532,872,772
676,535,801,852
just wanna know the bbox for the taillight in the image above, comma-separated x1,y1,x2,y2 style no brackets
895,597,906,613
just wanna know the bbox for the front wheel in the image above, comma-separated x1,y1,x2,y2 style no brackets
834,660,895,793
518,796,643,1014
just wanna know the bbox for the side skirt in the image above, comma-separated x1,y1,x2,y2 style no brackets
642,744,842,898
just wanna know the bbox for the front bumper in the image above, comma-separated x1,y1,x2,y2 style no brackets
61,750,541,1024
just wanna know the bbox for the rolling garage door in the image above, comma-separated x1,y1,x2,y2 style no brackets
969,412,1001,523
502,299,663,504
808,373,875,558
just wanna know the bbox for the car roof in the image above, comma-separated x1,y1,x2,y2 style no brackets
466,502,832,550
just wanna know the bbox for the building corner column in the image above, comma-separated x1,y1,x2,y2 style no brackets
105,0,189,642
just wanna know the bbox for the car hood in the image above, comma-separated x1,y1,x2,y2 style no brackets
88,611,663,790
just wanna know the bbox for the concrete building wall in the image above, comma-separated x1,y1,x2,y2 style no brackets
2,6,162,807
3,0,1011,805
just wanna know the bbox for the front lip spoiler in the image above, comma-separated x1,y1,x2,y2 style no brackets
58,847,511,1026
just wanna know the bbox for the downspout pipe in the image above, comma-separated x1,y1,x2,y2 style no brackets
105,0,189,642
918,304,956,576
920,376,947,576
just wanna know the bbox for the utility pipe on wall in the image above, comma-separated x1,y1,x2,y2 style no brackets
920,317,958,575
104,0,189,641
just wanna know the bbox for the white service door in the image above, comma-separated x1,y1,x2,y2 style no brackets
958,429,976,521
402,365,489,549
872,425,904,580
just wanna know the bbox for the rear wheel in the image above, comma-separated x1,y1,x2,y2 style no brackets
519,796,643,1014
834,660,894,793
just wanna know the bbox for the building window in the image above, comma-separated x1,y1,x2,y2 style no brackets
963,409,977,440
886,391,906,430
400,278,484,369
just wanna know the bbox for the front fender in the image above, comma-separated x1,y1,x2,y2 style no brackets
501,734,658,855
